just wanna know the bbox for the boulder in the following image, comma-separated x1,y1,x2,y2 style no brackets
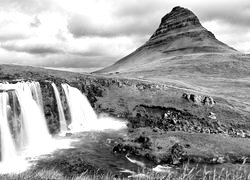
203,96,216,106
189,94,202,104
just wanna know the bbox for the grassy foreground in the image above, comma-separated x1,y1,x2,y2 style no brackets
1,163,250,180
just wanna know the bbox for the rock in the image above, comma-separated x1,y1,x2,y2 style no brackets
208,112,216,120
189,94,203,104
182,93,190,101
170,143,185,165
203,96,216,106
152,165,172,172
134,136,151,149
106,138,115,145
183,93,216,107
217,156,226,164
128,173,149,179
65,132,72,137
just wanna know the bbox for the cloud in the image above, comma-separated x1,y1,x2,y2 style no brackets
0,0,250,70
1,43,63,55
0,0,55,14
0,34,27,41
30,16,41,28
67,14,156,38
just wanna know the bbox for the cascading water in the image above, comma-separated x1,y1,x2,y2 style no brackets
0,92,18,163
51,83,67,134
62,83,126,132
0,81,56,173
28,81,44,112
14,82,51,149
0,81,126,174
62,84,97,132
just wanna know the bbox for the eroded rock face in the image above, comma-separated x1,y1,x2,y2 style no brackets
130,104,227,135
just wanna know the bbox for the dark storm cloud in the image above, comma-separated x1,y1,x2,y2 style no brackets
1,43,63,55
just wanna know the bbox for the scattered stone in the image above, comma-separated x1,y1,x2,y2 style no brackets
182,93,190,101
208,112,216,120
217,156,226,164
152,165,172,172
128,173,149,179
65,132,72,137
106,138,115,145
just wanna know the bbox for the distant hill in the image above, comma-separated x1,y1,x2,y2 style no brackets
94,6,250,76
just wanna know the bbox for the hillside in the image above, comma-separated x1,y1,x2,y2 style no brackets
95,6,243,74
94,6,250,114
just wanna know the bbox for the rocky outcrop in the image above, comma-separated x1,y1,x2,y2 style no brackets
182,93,216,106
130,104,226,135
113,128,250,165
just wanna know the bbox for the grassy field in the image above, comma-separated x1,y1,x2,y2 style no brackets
1,163,250,180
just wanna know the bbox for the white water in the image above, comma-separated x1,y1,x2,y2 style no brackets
0,81,70,173
62,83,126,132
0,81,127,173
14,82,51,149
52,83,67,134
28,81,44,112
0,92,17,163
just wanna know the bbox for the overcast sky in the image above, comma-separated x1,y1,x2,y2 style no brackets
0,0,249,71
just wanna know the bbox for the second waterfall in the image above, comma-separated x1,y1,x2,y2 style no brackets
60,83,126,132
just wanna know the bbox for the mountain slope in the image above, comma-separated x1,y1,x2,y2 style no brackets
94,6,250,114
95,6,242,74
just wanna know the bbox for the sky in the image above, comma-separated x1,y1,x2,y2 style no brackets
0,0,249,71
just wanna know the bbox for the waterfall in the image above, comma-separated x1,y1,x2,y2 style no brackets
62,83,126,132
0,81,126,173
51,83,67,134
62,84,97,132
0,92,17,163
14,82,51,148
28,81,44,112
0,81,51,165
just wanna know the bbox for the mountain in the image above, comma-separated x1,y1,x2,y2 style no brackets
95,6,246,75
94,6,250,114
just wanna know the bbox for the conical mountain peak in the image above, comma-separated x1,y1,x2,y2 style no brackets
142,6,236,53
150,6,202,39
95,6,239,74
